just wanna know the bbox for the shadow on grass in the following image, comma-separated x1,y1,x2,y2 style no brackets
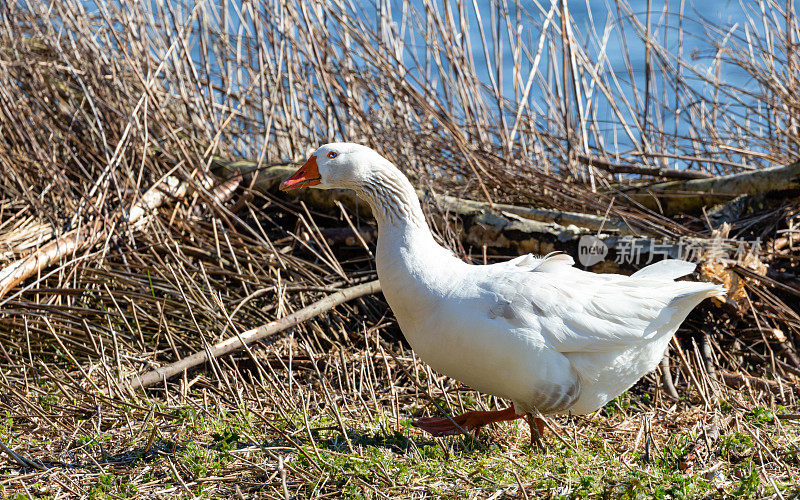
16,423,493,475
9,439,183,472
308,425,490,456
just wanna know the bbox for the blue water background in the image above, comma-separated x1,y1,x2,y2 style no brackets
79,0,777,168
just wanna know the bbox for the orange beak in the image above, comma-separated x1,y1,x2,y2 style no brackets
280,155,321,190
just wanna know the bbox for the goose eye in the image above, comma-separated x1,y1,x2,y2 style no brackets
327,151,338,159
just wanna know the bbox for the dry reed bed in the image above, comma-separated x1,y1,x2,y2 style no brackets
0,0,799,497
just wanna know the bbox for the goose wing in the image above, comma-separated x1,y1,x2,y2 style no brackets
481,255,722,353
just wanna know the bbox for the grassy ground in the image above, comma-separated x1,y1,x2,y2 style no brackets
3,326,799,498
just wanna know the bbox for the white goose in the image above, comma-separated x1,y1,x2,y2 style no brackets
280,143,724,443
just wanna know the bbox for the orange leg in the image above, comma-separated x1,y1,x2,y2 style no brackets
414,405,546,442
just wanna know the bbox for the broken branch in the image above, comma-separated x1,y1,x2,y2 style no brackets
577,154,713,180
128,280,381,390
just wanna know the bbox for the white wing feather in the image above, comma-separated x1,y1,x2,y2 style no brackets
482,255,723,353
631,259,697,280
495,251,575,272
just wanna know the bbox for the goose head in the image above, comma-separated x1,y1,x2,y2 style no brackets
280,143,380,191
280,142,425,227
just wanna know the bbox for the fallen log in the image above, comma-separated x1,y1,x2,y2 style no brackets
619,161,800,215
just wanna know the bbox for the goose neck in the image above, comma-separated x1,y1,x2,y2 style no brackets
355,166,426,232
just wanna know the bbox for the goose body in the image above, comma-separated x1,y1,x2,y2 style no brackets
281,143,724,437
